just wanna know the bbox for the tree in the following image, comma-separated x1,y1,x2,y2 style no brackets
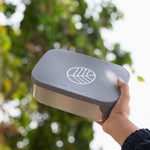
0,0,132,149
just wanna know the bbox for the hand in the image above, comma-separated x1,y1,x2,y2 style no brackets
96,78,139,145
98,78,130,132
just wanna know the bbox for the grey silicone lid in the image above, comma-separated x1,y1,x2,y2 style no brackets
31,49,130,115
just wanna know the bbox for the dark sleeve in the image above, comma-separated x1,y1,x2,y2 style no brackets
122,129,150,150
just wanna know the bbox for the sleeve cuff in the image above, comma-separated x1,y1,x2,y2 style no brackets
122,129,150,150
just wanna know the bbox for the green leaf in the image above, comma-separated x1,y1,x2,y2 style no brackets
137,76,144,82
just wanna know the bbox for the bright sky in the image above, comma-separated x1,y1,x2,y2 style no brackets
91,0,150,150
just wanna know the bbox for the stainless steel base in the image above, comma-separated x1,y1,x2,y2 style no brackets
33,84,104,121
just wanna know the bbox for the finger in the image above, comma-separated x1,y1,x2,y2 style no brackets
117,78,130,104
117,78,130,98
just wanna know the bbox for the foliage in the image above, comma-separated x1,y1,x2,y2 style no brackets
137,76,144,82
0,0,132,150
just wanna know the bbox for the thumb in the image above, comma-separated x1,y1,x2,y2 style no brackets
117,78,130,106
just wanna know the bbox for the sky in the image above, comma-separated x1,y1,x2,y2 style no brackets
91,0,150,150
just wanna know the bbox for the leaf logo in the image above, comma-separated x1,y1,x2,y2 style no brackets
67,67,96,85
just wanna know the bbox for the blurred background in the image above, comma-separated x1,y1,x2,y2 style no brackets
0,0,149,150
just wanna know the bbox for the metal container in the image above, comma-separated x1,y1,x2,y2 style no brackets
31,49,130,122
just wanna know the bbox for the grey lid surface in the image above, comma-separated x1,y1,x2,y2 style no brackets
32,49,130,107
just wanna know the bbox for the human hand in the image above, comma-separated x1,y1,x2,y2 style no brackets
96,78,138,145
97,78,130,130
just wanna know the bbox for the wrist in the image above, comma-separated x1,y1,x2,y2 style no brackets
102,113,128,134
102,114,139,145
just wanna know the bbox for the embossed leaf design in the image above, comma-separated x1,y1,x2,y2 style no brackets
67,67,96,85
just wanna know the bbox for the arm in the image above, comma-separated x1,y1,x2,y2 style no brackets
96,78,139,146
